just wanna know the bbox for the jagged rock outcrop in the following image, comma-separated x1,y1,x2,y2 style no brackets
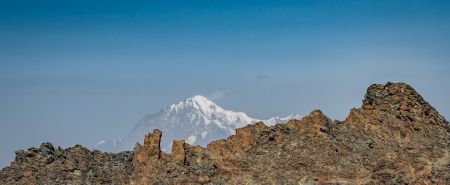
171,140,186,164
0,143,134,184
134,129,162,165
1,82,449,184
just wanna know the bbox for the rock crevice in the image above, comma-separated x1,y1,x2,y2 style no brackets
1,82,450,184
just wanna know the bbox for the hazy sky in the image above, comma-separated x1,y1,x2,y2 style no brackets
1,0,450,167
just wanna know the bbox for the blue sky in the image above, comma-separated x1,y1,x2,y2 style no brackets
1,0,450,167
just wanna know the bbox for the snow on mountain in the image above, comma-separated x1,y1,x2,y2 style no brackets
95,95,301,152
259,114,302,126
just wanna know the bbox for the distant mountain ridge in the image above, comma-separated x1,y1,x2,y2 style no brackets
96,95,301,152
4,82,450,184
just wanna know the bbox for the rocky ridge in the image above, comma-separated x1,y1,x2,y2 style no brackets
96,95,301,153
1,82,449,184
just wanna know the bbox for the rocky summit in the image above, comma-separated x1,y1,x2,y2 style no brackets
1,82,449,185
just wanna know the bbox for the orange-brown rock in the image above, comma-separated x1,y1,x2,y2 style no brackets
1,82,450,184
171,140,185,164
131,129,164,184
228,121,267,150
134,129,162,165
144,129,162,160
206,121,268,160
287,109,332,140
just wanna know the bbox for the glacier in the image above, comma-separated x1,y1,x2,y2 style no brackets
95,95,301,152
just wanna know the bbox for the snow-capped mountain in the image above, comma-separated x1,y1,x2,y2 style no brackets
261,114,302,126
95,95,301,152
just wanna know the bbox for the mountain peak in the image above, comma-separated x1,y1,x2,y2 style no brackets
189,95,218,110
168,95,223,115
191,95,210,102
362,82,448,125
96,94,302,153
6,83,450,184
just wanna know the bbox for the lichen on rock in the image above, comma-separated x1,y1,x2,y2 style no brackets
1,82,450,184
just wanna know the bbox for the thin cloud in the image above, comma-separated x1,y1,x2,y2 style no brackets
209,90,231,100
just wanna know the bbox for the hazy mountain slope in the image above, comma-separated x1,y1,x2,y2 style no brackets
96,95,301,152
3,82,450,184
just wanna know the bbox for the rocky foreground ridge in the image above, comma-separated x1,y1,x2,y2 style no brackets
1,82,450,184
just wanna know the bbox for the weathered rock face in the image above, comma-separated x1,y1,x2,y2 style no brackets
0,144,134,184
134,129,162,165
1,82,450,184
171,140,186,164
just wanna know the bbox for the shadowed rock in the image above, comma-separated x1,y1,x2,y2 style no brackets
134,129,162,165
171,140,186,164
362,82,447,125
1,82,449,184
